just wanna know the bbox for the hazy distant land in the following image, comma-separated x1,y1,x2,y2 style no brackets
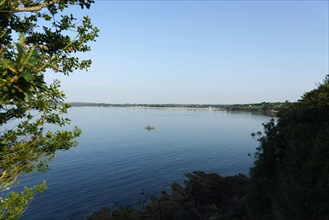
69,102,282,115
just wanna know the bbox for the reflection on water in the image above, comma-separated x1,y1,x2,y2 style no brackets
18,107,270,219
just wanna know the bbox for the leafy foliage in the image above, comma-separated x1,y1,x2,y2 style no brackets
0,0,98,218
245,76,329,220
0,181,46,220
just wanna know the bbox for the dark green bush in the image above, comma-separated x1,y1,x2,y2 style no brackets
245,76,329,220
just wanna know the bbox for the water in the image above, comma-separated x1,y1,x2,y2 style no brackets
16,107,270,219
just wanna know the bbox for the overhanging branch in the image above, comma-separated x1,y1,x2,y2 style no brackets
0,0,60,13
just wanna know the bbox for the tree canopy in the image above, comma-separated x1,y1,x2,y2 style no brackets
245,76,329,219
0,0,99,218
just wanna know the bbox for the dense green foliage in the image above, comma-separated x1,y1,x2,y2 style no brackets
0,0,98,218
0,181,46,219
245,76,329,220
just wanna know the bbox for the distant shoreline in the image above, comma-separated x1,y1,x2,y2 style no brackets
69,103,280,116
72,105,225,111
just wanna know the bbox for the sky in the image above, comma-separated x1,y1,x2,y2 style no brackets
45,0,329,104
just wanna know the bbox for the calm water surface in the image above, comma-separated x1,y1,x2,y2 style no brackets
17,107,270,219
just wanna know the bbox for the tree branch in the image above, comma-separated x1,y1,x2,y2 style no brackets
0,0,60,13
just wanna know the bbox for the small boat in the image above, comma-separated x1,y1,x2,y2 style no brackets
145,125,155,130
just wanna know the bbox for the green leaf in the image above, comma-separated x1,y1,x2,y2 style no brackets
43,14,52,21
21,73,33,81
2,59,14,69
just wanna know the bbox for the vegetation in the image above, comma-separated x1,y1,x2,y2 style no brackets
245,75,329,219
1,2,327,219
0,0,98,218
70,102,282,115
88,172,248,220
89,76,329,220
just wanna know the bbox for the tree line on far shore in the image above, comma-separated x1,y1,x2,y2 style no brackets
70,102,283,113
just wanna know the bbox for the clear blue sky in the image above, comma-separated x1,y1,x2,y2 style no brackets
46,0,328,104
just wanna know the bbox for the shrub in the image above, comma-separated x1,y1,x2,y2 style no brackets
245,76,329,220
